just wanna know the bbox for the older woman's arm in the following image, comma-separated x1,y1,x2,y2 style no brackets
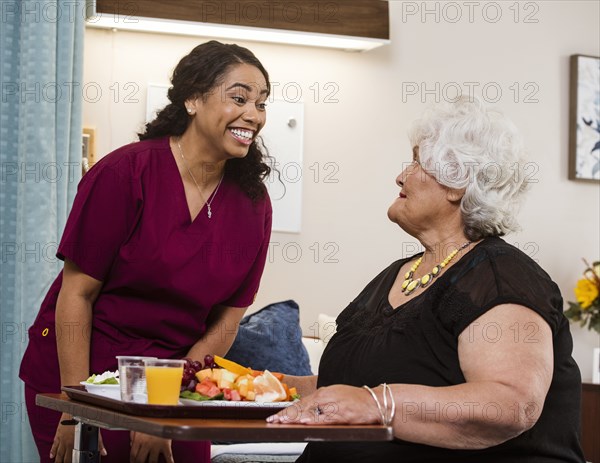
268,303,553,450
386,303,553,448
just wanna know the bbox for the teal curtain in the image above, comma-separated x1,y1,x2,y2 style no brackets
0,1,84,461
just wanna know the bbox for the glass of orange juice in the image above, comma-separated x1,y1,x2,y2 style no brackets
143,359,185,405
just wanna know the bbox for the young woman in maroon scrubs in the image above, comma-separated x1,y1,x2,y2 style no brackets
20,41,273,463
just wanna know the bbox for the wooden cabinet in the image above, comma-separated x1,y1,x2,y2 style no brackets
96,0,389,40
582,383,600,463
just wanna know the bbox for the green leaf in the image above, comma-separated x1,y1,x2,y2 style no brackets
180,390,211,401
564,305,582,321
99,377,119,385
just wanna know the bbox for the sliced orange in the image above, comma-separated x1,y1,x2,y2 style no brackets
253,370,287,402
213,355,252,376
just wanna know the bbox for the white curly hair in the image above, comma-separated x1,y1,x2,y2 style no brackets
408,96,530,240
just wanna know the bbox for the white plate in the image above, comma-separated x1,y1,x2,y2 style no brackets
80,381,121,400
179,399,294,408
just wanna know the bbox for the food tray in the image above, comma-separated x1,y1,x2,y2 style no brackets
62,385,292,419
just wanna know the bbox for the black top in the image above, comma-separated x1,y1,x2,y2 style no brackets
298,237,585,463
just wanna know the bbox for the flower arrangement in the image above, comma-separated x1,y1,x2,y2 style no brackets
564,259,600,333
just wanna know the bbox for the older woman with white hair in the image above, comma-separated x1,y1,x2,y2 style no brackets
270,96,585,463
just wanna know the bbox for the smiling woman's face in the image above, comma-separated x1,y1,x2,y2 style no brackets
186,63,269,160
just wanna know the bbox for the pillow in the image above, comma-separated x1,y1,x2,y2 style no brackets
301,337,325,375
226,300,312,376
317,313,337,344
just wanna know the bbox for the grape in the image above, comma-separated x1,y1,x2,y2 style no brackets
190,360,202,372
182,368,195,384
180,357,203,390
210,362,218,369
186,379,197,392
203,355,214,368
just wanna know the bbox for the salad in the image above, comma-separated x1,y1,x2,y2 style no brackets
180,355,298,402
85,370,119,385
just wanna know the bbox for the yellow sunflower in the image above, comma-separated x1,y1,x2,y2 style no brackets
574,278,599,309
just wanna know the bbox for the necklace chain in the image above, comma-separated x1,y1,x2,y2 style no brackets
401,241,471,296
176,138,224,219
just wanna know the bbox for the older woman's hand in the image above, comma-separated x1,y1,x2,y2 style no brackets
266,384,381,425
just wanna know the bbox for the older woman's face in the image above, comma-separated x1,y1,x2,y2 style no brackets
387,146,458,235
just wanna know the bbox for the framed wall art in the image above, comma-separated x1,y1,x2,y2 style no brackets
569,54,600,182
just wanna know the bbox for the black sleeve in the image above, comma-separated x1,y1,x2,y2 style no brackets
440,241,563,338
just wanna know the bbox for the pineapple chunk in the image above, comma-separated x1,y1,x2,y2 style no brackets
220,369,239,383
196,369,213,381
218,379,233,389
236,375,255,398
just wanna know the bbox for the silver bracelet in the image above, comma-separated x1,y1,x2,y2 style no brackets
362,384,396,426
362,385,386,424
381,383,396,426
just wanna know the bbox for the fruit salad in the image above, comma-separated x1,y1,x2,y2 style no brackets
179,355,299,402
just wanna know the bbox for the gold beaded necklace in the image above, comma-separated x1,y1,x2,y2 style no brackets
401,241,471,295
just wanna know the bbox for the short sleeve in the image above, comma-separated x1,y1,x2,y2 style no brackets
223,197,272,308
57,155,139,281
440,242,563,337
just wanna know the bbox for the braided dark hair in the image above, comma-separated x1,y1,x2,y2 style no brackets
139,41,273,201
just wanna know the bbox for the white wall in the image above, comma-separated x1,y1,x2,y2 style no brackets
83,1,600,380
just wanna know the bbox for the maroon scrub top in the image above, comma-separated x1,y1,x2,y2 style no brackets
20,136,272,392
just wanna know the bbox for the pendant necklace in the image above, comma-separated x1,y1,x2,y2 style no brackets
177,138,224,219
